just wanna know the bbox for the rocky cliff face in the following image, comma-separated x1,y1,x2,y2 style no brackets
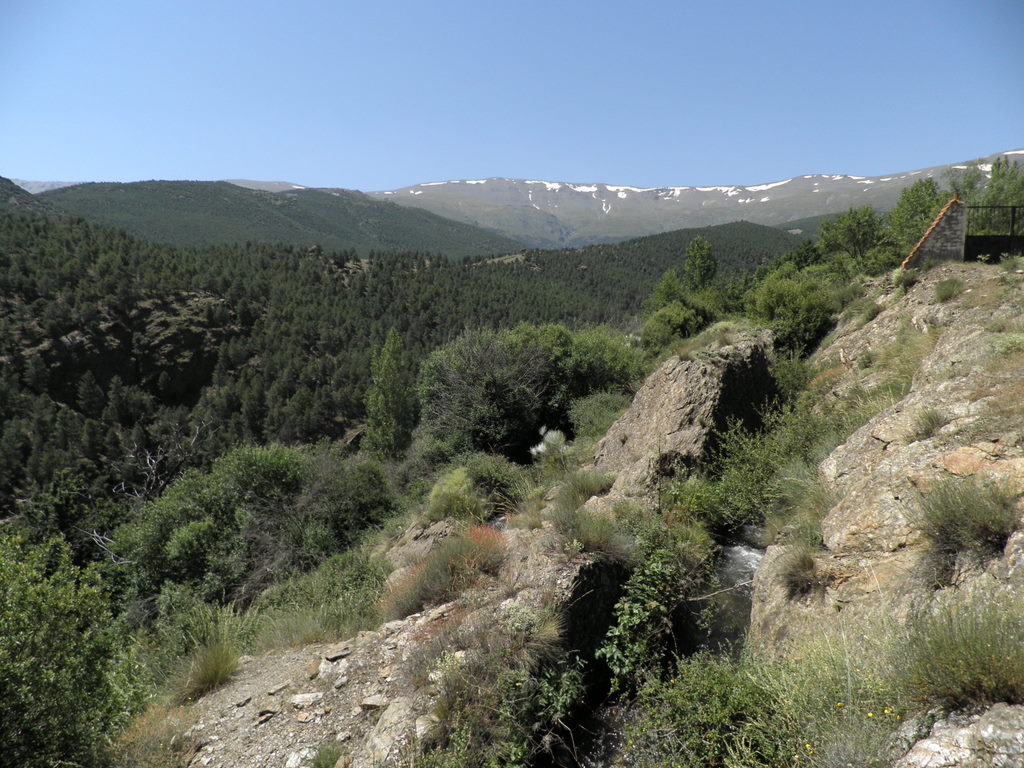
179,263,1024,767
751,263,1024,650
749,262,1024,763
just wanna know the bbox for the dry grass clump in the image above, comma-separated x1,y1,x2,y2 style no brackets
915,477,1019,569
778,543,825,599
383,525,506,619
899,590,1024,709
177,638,239,702
109,701,198,768
912,408,947,441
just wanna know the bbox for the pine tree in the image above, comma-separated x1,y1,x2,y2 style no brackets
363,328,415,458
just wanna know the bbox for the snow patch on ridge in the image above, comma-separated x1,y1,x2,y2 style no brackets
747,179,791,192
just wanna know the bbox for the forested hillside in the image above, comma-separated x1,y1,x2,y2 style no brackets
0,214,799,515
38,181,523,257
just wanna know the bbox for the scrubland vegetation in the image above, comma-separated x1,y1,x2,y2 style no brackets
2,159,1023,766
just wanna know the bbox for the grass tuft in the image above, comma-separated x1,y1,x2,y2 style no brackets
915,477,1019,566
778,543,823,599
912,408,946,441
311,741,344,768
383,526,505,619
900,590,1024,709
934,278,965,303
178,639,239,702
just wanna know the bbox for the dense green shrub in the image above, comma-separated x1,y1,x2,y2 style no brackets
425,467,486,522
417,325,641,461
117,444,396,606
641,301,710,351
0,537,140,768
745,268,839,353
461,452,529,508
621,652,779,768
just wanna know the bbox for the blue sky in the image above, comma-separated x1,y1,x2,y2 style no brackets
2,0,1021,190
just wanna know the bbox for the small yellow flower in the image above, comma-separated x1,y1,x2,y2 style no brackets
867,712,874,718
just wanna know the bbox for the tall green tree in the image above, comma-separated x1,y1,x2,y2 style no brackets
818,206,885,262
683,235,717,291
887,178,946,252
363,328,416,458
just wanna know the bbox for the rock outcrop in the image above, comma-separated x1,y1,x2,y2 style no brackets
185,525,624,768
750,264,1024,651
896,705,1024,768
594,329,776,496
748,263,1024,766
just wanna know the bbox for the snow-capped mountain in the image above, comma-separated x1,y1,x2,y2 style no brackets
367,150,1024,248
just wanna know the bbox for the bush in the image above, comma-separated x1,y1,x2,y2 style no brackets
915,477,1019,564
461,452,529,509
745,271,839,354
934,277,965,302
900,590,1024,708
620,652,780,768
383,526,505,619
425,467,486,522
641,301,711,351
0,537,140,768
117,445,396,606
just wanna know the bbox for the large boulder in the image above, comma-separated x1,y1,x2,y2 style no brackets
594,330,776,495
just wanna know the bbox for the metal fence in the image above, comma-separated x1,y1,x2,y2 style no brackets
965,205,1023,260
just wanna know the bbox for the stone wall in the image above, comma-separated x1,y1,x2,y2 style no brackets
902,198,966,269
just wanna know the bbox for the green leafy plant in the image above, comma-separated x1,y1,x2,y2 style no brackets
597,549,680,689
0,537,140,768
620,652,780,768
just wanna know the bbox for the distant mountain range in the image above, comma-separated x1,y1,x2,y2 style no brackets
364,150,1024,247
14,180,522,257
11,149,1022,251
